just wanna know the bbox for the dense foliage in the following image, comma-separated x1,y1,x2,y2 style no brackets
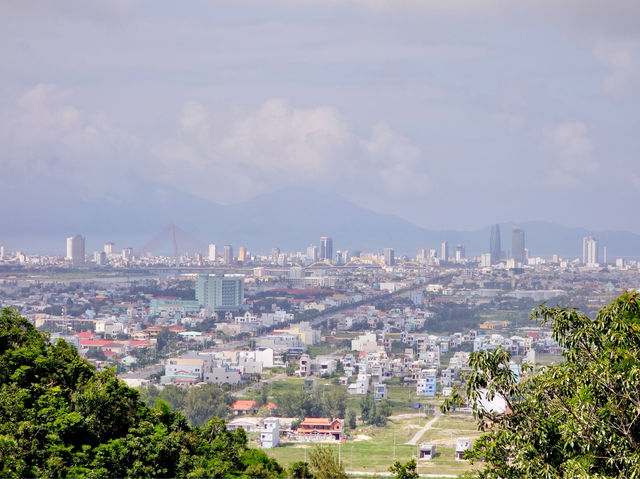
138,383,233,426
0,308,283,478
308,444,347,479
276,388,346,420
444,291,640,478
360,392,391,426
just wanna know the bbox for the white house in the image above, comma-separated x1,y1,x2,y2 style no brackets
261,417,280,448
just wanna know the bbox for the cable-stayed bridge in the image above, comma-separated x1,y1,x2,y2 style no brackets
136,223,208,258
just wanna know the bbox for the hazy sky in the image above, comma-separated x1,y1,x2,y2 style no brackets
1,0,639,232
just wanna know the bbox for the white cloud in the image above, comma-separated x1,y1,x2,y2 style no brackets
0,84,139,193
542,121,597,187
593,39,640,98
359,122,429,194
154,99,429,202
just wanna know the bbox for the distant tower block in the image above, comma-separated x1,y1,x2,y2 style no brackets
104,242,114,255
208,244,217,261
490,224,501,263
66,235,85,266
440,241,449,262
320,236,333,262
223,245,233,264
384,248,395,266
512,227,525,264
306,245,318,262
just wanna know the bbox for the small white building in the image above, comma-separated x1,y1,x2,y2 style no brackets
261,417,280,449
455,438,471,460
373,383,387,402
419,443,436,460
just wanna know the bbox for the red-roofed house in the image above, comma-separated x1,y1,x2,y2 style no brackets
76,331,97,340
232,400,258,415
297,417,344,441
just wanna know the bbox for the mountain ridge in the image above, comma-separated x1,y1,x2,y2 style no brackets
2,184,639,260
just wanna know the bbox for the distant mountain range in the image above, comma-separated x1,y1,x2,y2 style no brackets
2,183,639,260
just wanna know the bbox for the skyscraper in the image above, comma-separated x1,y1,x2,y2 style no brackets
208,244,217,261
489,224,501,263
195,274,244,312
238,246,247,262
66,235,85,266
320,236,333,262
223,245,233,265
384,248,395,266
104,242,114,255
440,241,449,262
512,227,525,264
582,236,599,266
306,245,318,262
455,244,465,262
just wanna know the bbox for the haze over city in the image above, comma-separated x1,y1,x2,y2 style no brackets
5,2,640,478
2,0,640,252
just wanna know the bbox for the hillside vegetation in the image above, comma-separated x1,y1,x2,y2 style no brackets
0,308,283,478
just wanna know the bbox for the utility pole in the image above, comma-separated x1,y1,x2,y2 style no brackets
393,428,396,461
351,444,353,470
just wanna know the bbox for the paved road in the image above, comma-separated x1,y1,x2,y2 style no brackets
405,410,441,445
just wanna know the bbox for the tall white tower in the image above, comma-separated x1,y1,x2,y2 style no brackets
66,235,85,266
582,236,599,266
208,244,217,261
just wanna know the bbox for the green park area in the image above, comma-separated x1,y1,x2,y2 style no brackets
262,414,481,475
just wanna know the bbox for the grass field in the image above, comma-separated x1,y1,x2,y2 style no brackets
262,414,482,475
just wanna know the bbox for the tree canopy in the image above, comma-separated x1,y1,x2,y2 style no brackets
444,291,640,478
0,308,283,478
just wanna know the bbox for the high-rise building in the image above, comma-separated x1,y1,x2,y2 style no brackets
66,235,85,266
223,245,233,265
512,227,525,264
384,248,395,266
94,251,107,266
440,241,449,262
489,224,501,263
104,242,114,255
271,247,280,263
320,236,333,262
0,246,4,260
582,236,599,266
455,244,465,262
122,247,133,260
306,245,318,262
416,248,426,262
238,246,247,263
208,244,217,262
195,274,244,312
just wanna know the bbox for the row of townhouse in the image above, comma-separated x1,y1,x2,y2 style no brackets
160,348,274,386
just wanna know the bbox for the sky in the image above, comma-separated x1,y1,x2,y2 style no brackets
1,0,640,233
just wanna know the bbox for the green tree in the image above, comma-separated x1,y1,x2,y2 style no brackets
308,444,347,479
347,410,357,430
323,388,347,419
158,384,187,411
0,308,284,478
389,459,419,479
443,291,640,478
183,383,233,426
289,461,314,479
